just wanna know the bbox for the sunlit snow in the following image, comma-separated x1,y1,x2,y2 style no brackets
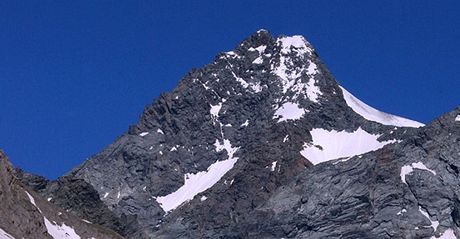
0,228,14,239
249,45,267,55
252,56,263,64
397,209,407,215
156,139,239,212
300,127,396,165
455,115,460,122
278,35,313,55
400,162,436,184
272,36,322,103
25,191,42,213
419,206,439,232
44,217,81,239
24,191,81,239
340,86,424,128
432,229,457,239
274,102,306,122
210,103,223,119
139,132,149,137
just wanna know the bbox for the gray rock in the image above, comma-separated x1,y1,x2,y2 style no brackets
0,150,123,239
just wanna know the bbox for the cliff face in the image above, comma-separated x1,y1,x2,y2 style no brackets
0,151,123,239
201,107,460,238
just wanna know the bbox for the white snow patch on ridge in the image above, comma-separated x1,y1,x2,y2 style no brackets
455,115,460,122
274,102,306,122
339,86,424,128
156,139,239,212
0,228,15,239
25,191,42,213
300,127,396,165
44,217,81,239
139,132,149,137
400,162,436,184
277,35,313,55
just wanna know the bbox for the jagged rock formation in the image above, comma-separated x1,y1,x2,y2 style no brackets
184,107,460,238
0,150,123,239
17,30,460,238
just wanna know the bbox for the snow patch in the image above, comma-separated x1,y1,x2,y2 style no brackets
156,157,238,212
270,161,277,172
455,115,460,122
231,71,262,93
248,45,267,54
241,120,249,127
300,127,396,165
283,135,289,142
0,228,15,239
340,86,424,128
157,129,164,134
44,217,81,239
139,132,149,137
305,77,321,103
419,206,439,232
200,196,207,202
210,103,223,119
397,209,407,215
432,229,457,239
274,102,306,122
156,139,239,212
277,36,313,55
252,56,263,64
400,162,436,184
25,191,42,213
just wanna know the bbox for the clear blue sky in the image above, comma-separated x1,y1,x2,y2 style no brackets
1,1,459,179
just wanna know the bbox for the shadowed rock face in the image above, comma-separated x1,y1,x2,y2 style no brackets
20,30,460,238
0,151,124,239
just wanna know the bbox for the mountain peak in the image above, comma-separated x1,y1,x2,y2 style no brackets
33,31,431,238
276,35,315,55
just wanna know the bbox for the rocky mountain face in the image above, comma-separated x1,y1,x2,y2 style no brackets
15,30,459,238
0,150,123,239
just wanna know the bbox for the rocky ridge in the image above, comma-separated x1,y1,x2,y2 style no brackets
0,150,123,239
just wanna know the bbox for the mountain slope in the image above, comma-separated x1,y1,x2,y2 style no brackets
25,30,428,238
0,151,123,239
218,107,460,239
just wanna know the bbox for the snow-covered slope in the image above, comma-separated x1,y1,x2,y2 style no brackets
300,127,397,165
340,86,424,127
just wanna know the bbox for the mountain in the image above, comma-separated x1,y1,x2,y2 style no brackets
16,30,460,238
0,150,123,239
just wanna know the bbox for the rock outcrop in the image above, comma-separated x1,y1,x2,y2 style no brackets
0,150,123,239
